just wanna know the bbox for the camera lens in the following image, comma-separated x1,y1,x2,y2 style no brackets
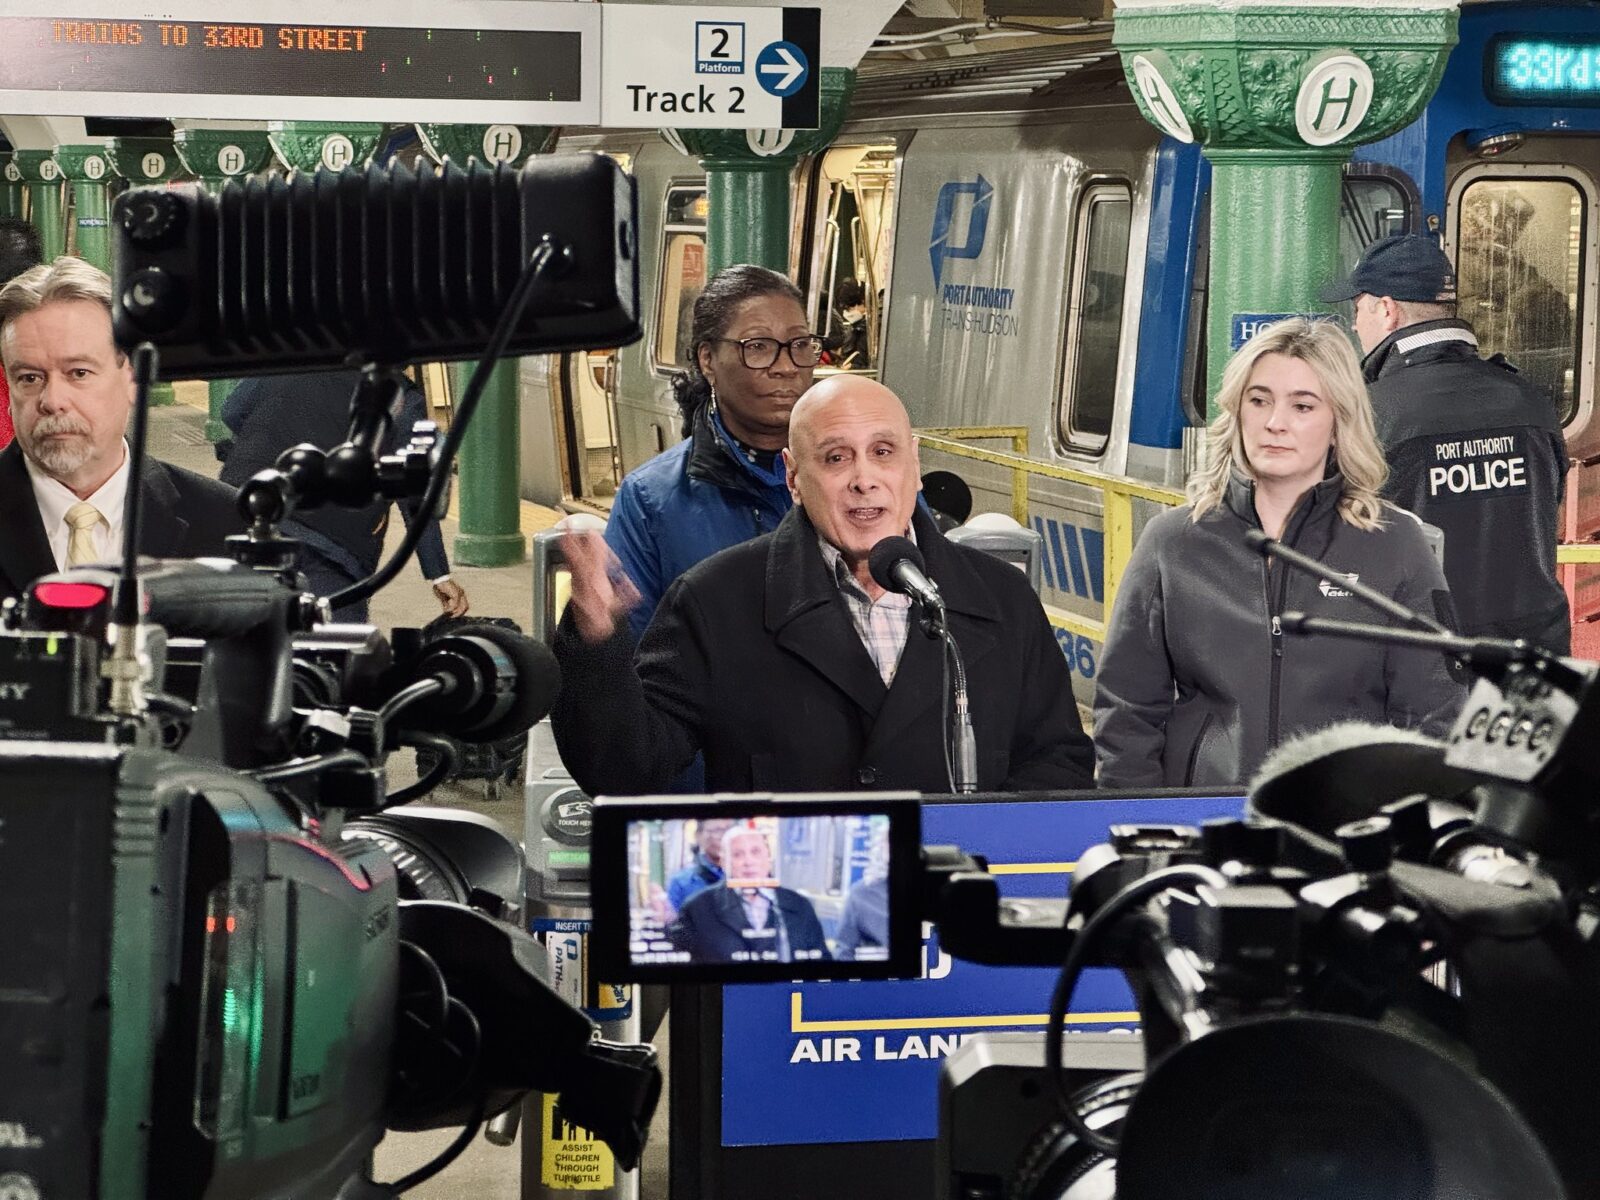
1008,1073,1141,1200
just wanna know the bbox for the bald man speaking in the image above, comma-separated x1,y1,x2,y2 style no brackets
551,375,1094,795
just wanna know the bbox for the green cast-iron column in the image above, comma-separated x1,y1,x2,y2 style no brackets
0,153,23,219
415,125,556,567
674,67,856,276
1113,2,1460,413
106,137,189,407
172,129,277,442
13,150,65,262
54,145,113,271
1206,149,1346,399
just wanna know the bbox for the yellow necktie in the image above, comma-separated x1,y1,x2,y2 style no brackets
65,501,103,567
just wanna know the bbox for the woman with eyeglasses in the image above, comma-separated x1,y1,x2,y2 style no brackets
1093,318,1466,788
605,263,824,640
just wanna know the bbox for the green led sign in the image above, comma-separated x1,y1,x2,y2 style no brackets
1489,34,1600,106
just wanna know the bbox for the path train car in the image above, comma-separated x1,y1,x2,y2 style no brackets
524,0,1600,695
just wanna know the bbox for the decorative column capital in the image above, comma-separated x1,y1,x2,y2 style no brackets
665,66,855,169
415,124,557,166
0,152,16,186
172,129,276,182
53,144,113,185
11,149,63,185
106,137,186,184
1113,2,1460,152
268,122,386,172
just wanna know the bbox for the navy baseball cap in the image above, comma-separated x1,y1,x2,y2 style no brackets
1320,234,1458,304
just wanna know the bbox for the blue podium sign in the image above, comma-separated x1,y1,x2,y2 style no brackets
719,794,1246,1147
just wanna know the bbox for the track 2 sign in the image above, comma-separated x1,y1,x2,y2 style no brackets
600,4,820,129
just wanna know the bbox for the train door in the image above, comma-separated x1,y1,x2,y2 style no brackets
604,178,710,476
556,349,624,505
1445,147,1597,644
801,143,899,375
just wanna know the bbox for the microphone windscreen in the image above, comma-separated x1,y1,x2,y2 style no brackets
868,536,924,594
450,622,564,742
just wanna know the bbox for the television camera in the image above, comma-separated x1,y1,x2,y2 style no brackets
0,152,660,1199
941,535,1600,1200
590,533,1600,1200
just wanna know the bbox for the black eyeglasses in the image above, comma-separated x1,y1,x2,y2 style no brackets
711,334,826,370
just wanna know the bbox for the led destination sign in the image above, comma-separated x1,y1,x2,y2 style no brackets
1488,34,1600,106
0,18,580,102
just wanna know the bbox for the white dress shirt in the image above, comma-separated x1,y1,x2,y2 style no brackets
26,442,130,571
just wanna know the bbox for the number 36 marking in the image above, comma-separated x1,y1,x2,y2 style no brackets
1053,629,1097,679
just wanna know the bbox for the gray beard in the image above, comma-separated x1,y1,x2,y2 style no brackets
21,432,94,479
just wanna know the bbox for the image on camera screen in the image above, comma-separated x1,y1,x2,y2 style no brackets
625,814,893,968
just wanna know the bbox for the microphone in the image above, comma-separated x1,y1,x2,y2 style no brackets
386,624,563,744
866,536,977,794
868,537,944,614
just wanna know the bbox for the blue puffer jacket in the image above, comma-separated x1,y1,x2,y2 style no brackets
606,404,793,640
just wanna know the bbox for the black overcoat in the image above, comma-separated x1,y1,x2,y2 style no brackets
552,505,1094,796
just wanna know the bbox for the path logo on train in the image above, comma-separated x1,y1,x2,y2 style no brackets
930,175,1022,338
928,175,993,288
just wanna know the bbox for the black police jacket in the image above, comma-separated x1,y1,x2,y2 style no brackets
1093,472,1466,789
551,505,1095,796
1364,319,1570,653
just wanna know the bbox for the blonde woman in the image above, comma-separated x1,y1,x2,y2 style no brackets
1094,318,1465,788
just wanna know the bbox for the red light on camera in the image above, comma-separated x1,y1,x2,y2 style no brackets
33,581,109,609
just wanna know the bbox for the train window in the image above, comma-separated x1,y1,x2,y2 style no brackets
653,184,709,373
1339,175,1410,268
1457,177,1585,422
1059,183,1133,453
810,144,898,376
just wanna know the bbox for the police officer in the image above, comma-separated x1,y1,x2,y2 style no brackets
1323,234,1570,654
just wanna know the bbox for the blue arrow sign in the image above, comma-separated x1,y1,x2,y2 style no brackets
755,39,809,98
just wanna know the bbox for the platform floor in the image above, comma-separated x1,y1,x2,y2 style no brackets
147,398,669,1199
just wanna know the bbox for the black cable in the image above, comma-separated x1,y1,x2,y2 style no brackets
146,692,195,721
250,748,369,783
387,1000,485,1194
384,732,460,808
330,238,564,612
1044,864,1226,1156
378,677,447,727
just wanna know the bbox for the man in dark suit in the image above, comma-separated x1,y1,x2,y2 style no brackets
0,256,240,603
551,374,1094,795
668,825,829,964
219,370,469,623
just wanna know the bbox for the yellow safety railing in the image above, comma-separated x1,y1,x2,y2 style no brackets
917,426,1186,642
920,426,1600,637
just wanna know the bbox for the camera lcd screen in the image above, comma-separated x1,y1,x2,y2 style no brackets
591,796,922,983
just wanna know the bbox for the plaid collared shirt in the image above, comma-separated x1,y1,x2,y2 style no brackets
818,533,914,686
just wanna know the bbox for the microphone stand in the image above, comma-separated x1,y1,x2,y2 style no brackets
1244,528,1586,693
920,600,977,794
